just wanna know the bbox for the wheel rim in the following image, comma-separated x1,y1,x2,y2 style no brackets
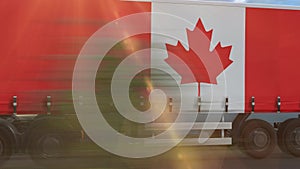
38,135,62,158
290,127,300,149
249,128,270,151
253,129,269,148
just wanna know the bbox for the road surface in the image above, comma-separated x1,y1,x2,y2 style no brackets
2,145,299,169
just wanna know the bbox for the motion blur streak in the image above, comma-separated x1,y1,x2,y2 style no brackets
0,0,151,114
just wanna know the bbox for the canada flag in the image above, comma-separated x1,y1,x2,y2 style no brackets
146,1,300,113
0,0,299,114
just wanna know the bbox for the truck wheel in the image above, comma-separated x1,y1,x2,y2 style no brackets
29,130,66,165
240,119,276,159
283,119,300,157
0,132,12,165
277,119,294,153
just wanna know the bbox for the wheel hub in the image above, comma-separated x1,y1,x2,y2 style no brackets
293,127,300,146
253,129,268,148
41,135,61,157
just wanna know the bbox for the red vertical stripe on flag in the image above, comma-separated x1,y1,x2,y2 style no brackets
245,8,300,112
0,0,151,114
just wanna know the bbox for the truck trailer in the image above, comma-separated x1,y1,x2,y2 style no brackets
0,0,299,165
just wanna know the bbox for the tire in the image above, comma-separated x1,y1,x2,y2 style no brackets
29,129,66,165
0,132,12,165
240,119,276,159
283,118,300,157
277,119,294,153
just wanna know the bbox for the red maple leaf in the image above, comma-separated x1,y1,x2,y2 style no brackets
165,18,233,96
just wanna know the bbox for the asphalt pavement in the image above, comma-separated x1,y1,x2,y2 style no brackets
1,145,299,169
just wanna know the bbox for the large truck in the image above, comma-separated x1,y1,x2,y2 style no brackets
0,0,300,165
